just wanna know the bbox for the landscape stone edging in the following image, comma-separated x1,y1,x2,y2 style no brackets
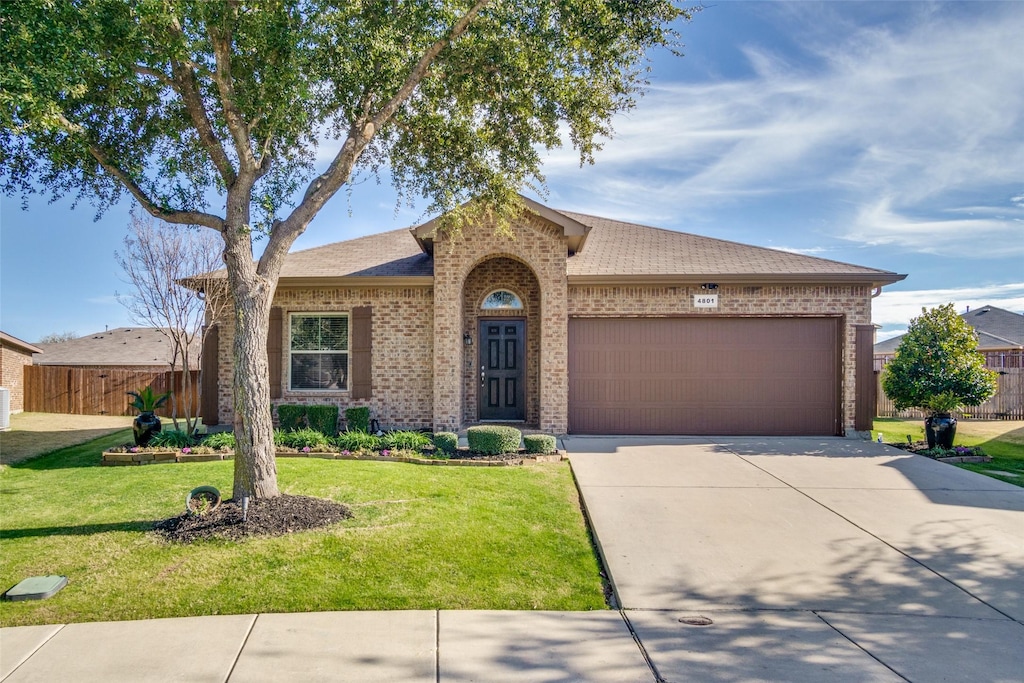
101,450,565,467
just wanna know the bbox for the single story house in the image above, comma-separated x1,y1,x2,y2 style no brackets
33,327,200,371
203,198,905,436
875,305,1024,369
1,331,44,415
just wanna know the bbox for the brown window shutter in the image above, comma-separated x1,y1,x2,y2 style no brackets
268,308,284,399
350,306,372,399
200,324,220,425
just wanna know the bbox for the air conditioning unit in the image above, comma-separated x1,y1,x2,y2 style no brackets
0,387,10,431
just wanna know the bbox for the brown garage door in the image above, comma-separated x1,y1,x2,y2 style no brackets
568,317,840,435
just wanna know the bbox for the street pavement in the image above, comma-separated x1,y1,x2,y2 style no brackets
2,437,1022,682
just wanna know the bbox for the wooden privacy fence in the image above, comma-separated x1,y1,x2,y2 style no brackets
875,367,1024,420
23,366,201,417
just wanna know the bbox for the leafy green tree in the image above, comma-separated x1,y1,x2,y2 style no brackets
881,304,997,414
1,0,689,500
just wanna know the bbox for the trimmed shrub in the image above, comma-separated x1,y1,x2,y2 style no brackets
275,428,332,450
467,425,522,455
277,404,307,431
523,434,557,455
335,430,382,452
433,432,458,455
382,430,432,451
345,406,370,433
306,405,340,436
202,431,236,449
148,429,197,448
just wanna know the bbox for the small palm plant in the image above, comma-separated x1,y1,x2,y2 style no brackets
127,385,172,446
127,385,172,413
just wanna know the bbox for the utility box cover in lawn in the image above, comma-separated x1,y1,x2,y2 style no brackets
2,575,68,601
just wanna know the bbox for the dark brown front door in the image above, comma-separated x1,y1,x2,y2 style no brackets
479,320,525,421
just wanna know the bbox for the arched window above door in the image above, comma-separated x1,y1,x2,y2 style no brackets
481,289,523,310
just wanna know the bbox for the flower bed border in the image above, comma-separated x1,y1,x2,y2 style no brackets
101,449,564,467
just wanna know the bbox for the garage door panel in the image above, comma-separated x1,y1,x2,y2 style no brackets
568,318,839,436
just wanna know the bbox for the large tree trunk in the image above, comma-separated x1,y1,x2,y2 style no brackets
222,190,281,500
230,282,279,499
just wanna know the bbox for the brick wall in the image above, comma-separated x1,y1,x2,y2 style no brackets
0,344,35,413
215,286,434,430
432,212,569,433
568,283,873,432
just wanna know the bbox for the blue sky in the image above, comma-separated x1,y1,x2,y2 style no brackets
2,1,1023,344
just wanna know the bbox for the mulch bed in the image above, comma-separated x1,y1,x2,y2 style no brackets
154,494,351,543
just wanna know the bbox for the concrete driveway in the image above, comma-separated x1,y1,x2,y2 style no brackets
566,436,1024,682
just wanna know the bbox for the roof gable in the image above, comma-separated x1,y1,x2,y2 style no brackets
206,199,904,288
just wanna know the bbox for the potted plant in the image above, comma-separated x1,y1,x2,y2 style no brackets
881,304,997,450
127,385,172,446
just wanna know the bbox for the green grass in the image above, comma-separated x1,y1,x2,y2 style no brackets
0,430,606,626
873,418,1024,487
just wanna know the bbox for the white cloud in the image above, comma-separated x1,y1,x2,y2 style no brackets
541,4,1024,257
872,283,1024,333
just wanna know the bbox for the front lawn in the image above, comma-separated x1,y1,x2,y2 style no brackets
873,418,1024,486
0,431,606,626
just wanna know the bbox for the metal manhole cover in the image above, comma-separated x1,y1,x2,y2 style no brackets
678,615,714,626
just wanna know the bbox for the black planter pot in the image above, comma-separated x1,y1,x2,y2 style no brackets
925,414,957,450
133,411,162,446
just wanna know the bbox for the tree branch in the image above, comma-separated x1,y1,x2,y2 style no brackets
62,115,224,230
265,0,492,270
209,19,258,175
164,15,238,186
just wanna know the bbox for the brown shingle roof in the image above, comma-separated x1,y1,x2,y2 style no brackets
279,229,432,280
200,203,903,287
33,328,199,368
875,305,1024,354
558,210,899,282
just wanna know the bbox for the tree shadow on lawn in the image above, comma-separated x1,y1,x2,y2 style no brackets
1,520,159,540
5,431,134,471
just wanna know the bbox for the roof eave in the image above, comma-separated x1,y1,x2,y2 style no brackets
568,272,907,287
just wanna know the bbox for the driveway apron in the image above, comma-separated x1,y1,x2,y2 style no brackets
566,436,1024,682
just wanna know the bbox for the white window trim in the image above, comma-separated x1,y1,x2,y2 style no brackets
288,312,350,393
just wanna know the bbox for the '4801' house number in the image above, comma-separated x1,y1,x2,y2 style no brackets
694,293,719,308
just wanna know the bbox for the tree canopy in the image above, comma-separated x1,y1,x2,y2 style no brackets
1,0,690,498
881,304,998,414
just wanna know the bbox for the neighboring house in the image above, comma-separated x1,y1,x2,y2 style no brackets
1,331,44,414
33,327,200,370
875,305,1024,369
203,197,905,436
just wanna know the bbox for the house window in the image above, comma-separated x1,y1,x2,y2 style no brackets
481,289,523,310
289,313,348,391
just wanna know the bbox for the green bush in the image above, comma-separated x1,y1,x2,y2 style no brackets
306,405,339,436
148,429,197,449
467,426,521,455
433,432,458,455
275,428,332,449
202,431,236,449
277,404,307,431
523,434,557,454
881,303,998,414
335,430,382,452
345,406,370,433
382,430,432,451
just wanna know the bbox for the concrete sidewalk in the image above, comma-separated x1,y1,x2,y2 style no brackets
3,610,653,682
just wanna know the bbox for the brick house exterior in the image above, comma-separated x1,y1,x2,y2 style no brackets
1,331,43,415
205,198,904,436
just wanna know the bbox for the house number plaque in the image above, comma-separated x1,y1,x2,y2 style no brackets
694,293,719,308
